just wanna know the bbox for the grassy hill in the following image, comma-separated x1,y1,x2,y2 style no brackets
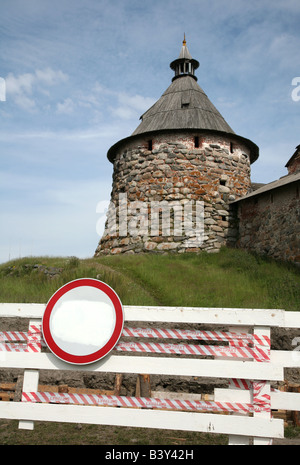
0,247,299,310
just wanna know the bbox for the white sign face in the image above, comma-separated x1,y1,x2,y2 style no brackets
42,279,124,365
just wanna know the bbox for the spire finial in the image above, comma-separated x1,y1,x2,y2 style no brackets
183,33,186,46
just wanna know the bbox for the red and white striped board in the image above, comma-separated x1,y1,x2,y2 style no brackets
0,325,270,361
115,341,270,361
22,390,270,414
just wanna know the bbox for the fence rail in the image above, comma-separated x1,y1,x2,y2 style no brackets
1,303,300,445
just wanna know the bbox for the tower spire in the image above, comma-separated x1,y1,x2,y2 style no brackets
170,36,199,82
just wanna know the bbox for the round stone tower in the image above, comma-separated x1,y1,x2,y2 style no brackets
95,38,259,256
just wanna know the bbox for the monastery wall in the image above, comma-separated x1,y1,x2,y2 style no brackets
235,180,300,266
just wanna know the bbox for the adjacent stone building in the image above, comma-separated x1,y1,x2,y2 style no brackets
95,38,259,256
233,156,300,266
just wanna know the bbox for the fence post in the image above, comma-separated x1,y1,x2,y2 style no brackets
18,319,41,430
253,326,272,445
227,326,251,445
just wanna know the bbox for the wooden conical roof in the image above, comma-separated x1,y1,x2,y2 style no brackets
107,39,259,163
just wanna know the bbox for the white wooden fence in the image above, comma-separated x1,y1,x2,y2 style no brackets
1,303,300,445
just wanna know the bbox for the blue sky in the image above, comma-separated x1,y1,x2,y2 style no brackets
0,0,299,264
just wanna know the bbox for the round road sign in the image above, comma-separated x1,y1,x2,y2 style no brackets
42,278,124,365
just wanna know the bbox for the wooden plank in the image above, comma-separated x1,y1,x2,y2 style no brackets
215,388,251,403
271,391,300,411
0,303,45,318
37,384,115,396
19,318,41,431
271,350,300,368
0,401,284,438
253,327,272,445
1,303,299,328
216,388,300,413
152,391,205,401
124,306,286,326
114,374,123,396
13,376,24,402
0,393,13,401
0,352,284,381
284,311,300,329
0,383,16,391
2,303,300,329
19,369,39,430
136,374,151,397
0,303,289,326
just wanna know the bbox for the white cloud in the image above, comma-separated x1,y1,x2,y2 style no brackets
54,81,157,123
5,68,68,110
0,174,111,264
14,94,36,111
112,92,156,121
56,97,75,114
35,68,68,86
6,72,35,95
118,93,156,113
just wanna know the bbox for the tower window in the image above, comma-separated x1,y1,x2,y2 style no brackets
181,102,189,108
194,136,199,148
230,142,234,153
148,140,153,151
220,179,226,186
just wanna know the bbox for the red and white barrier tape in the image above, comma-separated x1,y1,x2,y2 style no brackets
0,325,270,346
122,327,270,347
253,381,271,410
0,325,270,361
115,341,270,361
230,378,252,390
21,391,270,414
0,331,28,342
0,342,41,352
0,324,42,353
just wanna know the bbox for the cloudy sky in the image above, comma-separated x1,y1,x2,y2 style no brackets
0,0,299,264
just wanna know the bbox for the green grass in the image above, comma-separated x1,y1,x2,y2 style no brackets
0,420,227,445
1,247,298,310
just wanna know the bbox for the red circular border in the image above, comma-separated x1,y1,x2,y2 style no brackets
42,278,124,365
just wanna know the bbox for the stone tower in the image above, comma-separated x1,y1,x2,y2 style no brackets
95,38,259,256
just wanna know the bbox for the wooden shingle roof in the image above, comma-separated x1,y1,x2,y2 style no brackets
107,39,259,164
132,75,235,136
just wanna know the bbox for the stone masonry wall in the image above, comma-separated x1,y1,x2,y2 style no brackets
95,132,252,255
236,181,300,265
287,150,300,175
